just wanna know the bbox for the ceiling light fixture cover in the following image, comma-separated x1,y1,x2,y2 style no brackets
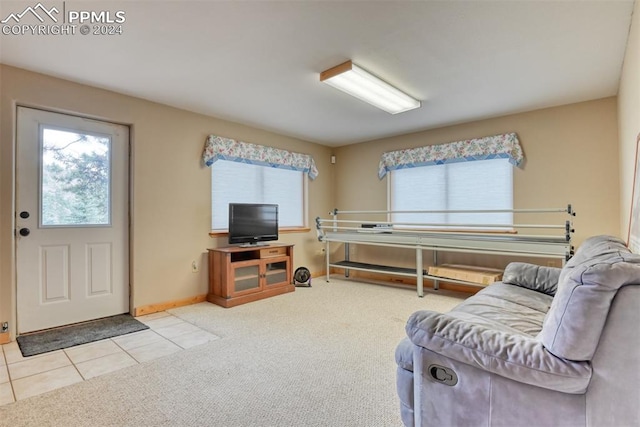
320,60,421,114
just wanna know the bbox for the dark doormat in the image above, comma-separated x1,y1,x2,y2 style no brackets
16,314,149,357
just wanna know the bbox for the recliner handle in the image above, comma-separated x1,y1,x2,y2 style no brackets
428,364,458,386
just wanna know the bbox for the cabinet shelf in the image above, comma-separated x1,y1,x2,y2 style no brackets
265,269,286,275
234,274,260,281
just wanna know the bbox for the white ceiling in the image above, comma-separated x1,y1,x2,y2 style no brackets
0,1,635,146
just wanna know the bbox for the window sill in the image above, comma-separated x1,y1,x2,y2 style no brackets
209,227,310,238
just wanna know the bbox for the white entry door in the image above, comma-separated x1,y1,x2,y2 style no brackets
16,107,129,333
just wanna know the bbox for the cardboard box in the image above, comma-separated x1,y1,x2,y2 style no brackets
428,264,503,286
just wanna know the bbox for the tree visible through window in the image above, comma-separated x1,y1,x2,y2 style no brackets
41,128,111,226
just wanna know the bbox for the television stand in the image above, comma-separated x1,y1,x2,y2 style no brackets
207,244,294,308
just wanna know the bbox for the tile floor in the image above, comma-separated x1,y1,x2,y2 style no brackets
0,311,219,406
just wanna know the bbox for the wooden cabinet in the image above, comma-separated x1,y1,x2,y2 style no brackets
207,244,294,308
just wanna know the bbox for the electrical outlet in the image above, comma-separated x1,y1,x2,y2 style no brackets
191,261,199,273
1,322,8,332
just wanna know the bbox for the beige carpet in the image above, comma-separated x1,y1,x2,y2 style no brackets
0,277,466,427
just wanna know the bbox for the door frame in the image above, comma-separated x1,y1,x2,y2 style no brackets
11,103,134,336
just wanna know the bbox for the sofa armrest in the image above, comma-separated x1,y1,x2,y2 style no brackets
502,262,561,296
406,310,591,394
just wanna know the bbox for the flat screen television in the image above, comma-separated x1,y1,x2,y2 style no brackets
228,203,278,246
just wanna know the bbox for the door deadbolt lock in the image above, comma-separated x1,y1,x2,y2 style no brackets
19,228,30,237
19,211,30,219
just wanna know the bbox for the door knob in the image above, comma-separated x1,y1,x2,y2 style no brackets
19,228,30,237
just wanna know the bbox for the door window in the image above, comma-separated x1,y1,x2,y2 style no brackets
40,127,111,227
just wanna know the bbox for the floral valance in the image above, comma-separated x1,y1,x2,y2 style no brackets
203,135,318,180
378,132,524,179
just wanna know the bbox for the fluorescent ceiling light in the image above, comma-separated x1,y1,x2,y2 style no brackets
320,60,421,114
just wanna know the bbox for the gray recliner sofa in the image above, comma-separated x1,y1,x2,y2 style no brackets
395,235,640,426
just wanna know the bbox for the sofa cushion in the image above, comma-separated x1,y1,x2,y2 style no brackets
539,235,640,361
503,262,562,296
473,282,554,315
450,283,553,337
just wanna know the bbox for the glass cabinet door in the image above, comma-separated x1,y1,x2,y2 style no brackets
232,264,260,294
264,260,288,287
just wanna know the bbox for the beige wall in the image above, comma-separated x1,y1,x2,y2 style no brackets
618,0,640,241
0,65,332,338
332,98,621,269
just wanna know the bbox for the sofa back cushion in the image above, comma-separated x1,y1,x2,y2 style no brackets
539,235,640,361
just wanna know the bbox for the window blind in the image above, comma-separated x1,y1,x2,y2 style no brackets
390,158,513,228
211,160,304,230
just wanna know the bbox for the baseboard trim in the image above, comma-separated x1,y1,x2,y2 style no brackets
311,270,326,279
0,331,10,344
134,294,208,317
